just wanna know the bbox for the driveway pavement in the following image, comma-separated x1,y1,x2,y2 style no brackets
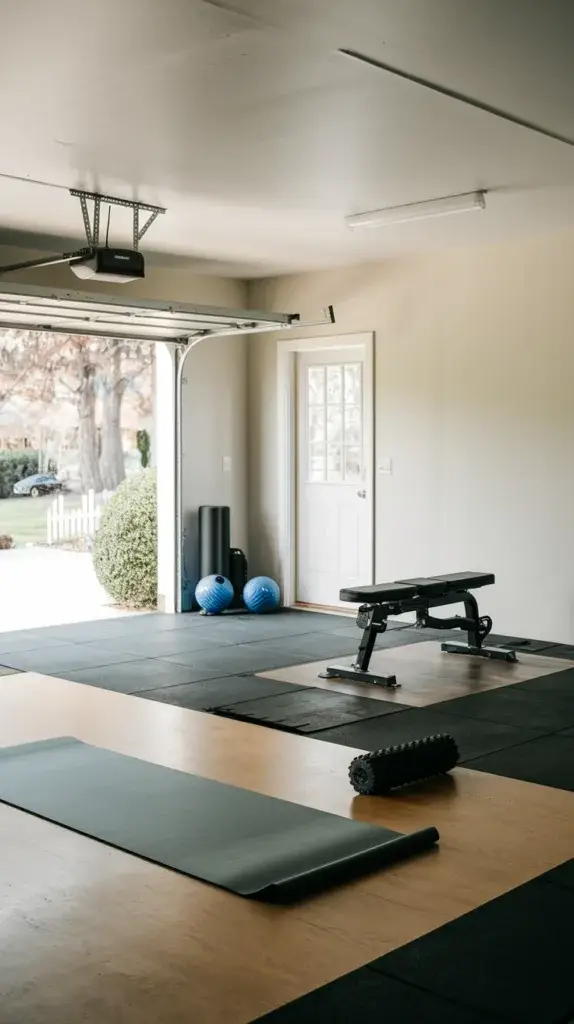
0,547,138,631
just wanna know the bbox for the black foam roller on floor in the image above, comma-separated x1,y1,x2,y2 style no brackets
349,734,459,795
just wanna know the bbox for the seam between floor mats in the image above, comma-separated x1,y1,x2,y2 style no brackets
458,727,574,767
363,964,511,1022
206,707,397,734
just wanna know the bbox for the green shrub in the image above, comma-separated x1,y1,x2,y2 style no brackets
0,534,14,549
93,469,157,608
136,429,151,468
0,451,40,499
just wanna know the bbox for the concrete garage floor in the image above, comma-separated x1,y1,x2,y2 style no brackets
0,548,139,632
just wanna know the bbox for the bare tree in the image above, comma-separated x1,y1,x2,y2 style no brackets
99,344,126,491
0,330,63,412
99,342,153,491
59,337,103,493
0,329,152,493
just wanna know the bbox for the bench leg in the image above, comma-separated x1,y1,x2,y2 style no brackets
319,606,400,688
420,591,517,662
441,592,517,661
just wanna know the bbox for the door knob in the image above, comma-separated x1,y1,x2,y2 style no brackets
357,489,367,498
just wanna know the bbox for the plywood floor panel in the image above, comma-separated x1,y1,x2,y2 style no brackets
0,672,573,1024
258,641,574,706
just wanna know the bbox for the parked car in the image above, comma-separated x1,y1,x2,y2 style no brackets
13,474,66,497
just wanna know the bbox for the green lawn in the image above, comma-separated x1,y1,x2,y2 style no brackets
0,494,82,547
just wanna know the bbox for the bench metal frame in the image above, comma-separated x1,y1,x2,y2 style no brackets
320,574,516,689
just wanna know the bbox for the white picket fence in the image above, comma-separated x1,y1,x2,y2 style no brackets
46,489,113,545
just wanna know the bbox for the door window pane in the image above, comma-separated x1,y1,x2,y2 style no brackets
307,366,325,405
344,363,362,404
308,406,325,443
305,358,365,484
326,406,343,442
327,444,343,481
326,365,342,404
344,446,361,481
344,405,361,445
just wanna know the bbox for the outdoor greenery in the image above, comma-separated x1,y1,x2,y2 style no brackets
0,534,13,549
93,468,157,608
136,428,151,468
0,450,47,500
0,493,81,546
0,331,153,494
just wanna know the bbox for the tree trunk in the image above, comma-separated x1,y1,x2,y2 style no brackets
78,361,103,493
99,345,126,491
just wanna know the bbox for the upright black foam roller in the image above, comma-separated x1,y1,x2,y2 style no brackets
198,505,231,580
229,548,248,607
349,734,459,795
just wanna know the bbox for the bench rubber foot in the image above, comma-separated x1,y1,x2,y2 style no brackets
441,642,517,662
318,665,400,688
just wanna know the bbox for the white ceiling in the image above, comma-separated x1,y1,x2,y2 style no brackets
0,0,574,276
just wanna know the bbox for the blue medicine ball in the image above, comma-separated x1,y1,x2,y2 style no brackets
195,574,234,615
243,576,281,614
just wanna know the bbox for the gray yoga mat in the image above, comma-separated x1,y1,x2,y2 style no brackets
0,737,439,901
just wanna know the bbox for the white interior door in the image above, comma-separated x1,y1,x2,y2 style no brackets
296,345,373,606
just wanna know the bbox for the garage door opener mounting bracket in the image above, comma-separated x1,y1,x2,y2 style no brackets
0,190,166,282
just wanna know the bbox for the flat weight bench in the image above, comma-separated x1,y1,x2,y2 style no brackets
320,572,517,689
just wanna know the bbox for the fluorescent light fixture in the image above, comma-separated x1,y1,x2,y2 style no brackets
346,190,486,229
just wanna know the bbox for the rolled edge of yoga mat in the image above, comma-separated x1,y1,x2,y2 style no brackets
259,825,440,903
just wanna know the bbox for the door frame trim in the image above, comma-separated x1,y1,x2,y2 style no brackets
276,332,375,608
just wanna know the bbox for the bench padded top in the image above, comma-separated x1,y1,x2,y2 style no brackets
339,572,494,604
339,582,418,603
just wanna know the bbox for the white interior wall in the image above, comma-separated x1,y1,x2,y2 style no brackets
247,233,574,643
179,330,248,603
0,244,249,612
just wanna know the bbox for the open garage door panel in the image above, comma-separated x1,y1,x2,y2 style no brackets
0,282,308,343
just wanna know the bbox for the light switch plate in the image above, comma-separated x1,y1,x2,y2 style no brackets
378,458,392,475
222,456,232,473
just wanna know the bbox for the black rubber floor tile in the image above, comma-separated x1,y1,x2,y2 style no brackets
256,966,488,1023
434,686,574,732
514,668,574,696
488,633,558,653
242,632,360,660
543,859,574,894
561,726,574,737
128,612,228,633
189,615,351,643
0,645,148,674
371,877,574,1023
80,631,233,658
139,675,309,710
163,642,313,675
313,707,542,760
533,645,574,659
59,658,200,693
0,635,76,654
466,733,574,791
213,689,408,733
246,610,350,630
40,617,156,643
